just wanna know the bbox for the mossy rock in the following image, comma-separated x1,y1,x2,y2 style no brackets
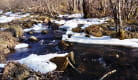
103,31,117,36
85,25,103,37
92,31,103,37
5,24,23,38
124,31,138,39
22,20,36,28
2,62,30,80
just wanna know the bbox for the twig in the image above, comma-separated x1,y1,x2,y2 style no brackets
99,69,117,80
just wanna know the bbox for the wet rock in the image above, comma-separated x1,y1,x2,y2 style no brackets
29,36,38,42
68,34,72,38
41,30,48,34
50,23,61,30
53,30,64,39
27,30,35,35
85,34,90,37
2,62,30,80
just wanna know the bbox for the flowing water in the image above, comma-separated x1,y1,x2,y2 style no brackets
5,16,138,80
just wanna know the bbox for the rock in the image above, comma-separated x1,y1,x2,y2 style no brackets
44,17,50,23
85,34,90,37
2,62,30,80
85,25,103,37
72,27,82,33
41,30,48,34
27,30,35,35
68,34,72,38
29,36,38,42
36,16,46,21
5,24,24,38
0,31,17,63
23,22,33,28
50,23,60,30
53,30,64,39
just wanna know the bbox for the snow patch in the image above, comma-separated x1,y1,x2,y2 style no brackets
63,33,138,48
53,13,138,48
58,13,83,19
0,28,7,31
0,10,3,14
0,64,6,68
0,12,30,23
15,43,29,49
24,23,48,33
18,53,68,73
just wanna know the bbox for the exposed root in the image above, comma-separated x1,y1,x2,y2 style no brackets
66,57,81,74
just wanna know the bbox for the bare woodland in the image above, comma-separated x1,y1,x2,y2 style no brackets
0,0,137,38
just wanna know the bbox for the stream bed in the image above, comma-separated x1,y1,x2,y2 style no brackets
1,12,137,80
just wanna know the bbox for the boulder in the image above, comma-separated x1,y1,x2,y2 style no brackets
85,25,103,37
0,31,17,63
2,62,30,80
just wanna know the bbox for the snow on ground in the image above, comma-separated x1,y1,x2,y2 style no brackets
24,23,48,33
18,53,68,73
0,10,3,14
0,64,6,68
15,43,29,49
63,33,138,47
0,12,30,23
53,13,138,48
58,13,83,19
0,28,7,31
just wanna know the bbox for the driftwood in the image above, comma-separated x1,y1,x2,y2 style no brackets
99,69,117,80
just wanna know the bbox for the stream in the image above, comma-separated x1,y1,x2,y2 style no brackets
3,13,138,80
